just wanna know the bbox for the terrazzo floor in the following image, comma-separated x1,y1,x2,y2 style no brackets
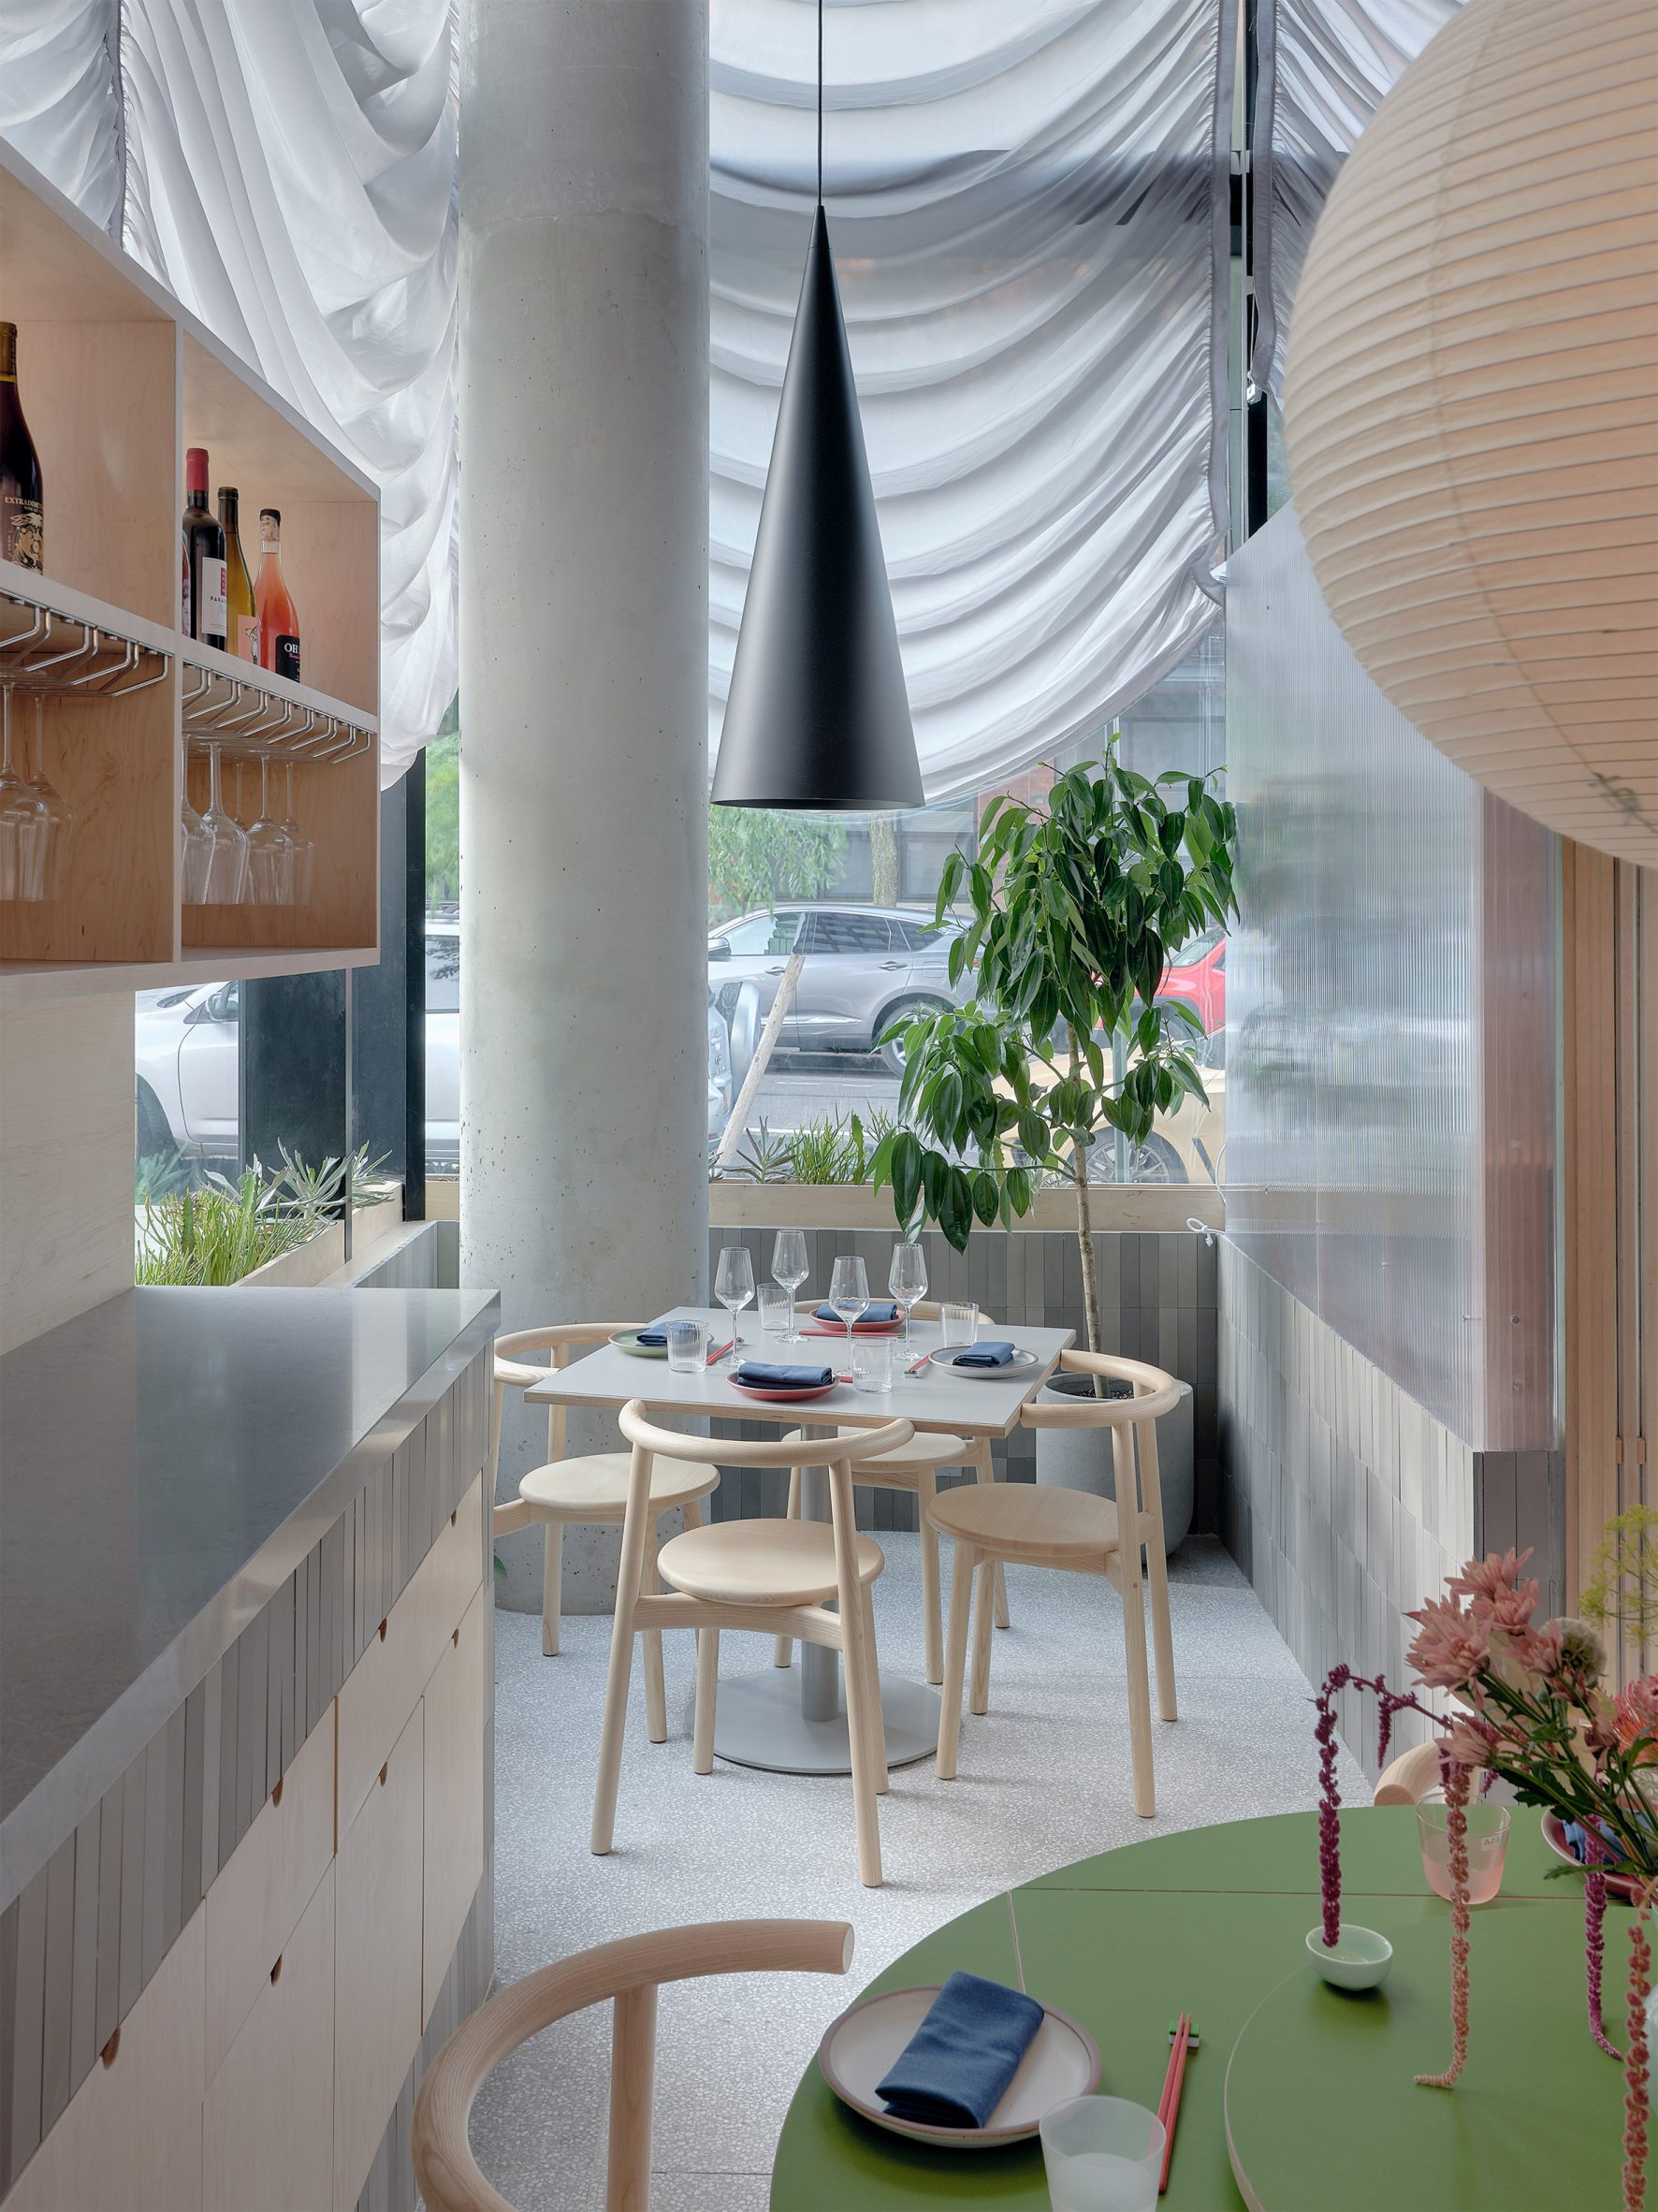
471,1534,1361,2211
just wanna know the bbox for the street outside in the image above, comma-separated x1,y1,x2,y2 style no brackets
743,1049,895,1142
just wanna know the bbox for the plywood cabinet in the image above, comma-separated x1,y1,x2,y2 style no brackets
423,1583,487,2026
333,1704,425,2212
203,1864,335,2212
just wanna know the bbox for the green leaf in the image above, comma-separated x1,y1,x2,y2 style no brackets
972,1169,1000,1225
891,1129,923,1220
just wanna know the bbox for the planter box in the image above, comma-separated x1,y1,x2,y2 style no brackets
1034,1376,1196,1552
709,1181,1223,1233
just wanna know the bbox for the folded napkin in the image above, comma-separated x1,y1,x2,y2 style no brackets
633,1318,673,1347
815,1300,899,1325
876,1972,1045,2130
953,1340,1016,1368
733,1361,834,1390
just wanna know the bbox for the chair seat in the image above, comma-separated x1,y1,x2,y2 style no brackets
781,1426,970,1479
519,1450,718,1522
926,1481,1119,1567
657,1518,883,1608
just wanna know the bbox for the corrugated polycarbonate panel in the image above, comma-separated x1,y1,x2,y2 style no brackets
1226,504,1485,1442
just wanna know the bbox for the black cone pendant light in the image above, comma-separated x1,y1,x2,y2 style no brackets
711,3,922,811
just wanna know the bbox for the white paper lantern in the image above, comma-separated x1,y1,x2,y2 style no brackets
1285,0,1658,866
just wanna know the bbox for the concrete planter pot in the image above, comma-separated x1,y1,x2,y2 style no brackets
1033,1373,1194,1552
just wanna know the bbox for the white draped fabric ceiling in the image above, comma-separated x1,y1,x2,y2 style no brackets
711,0,1236,803
0,0,458,784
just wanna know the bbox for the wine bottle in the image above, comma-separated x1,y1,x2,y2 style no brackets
217,487,259,662
255,508,300,681
182,447,227,649
0,321,44,572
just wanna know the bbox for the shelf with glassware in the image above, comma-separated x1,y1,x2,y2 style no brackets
0,136,380,999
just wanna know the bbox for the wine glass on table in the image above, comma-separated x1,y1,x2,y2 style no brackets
714,1245,755,1363
889,1240,927,1354
771,1229,808,1343
827,1254,870,1370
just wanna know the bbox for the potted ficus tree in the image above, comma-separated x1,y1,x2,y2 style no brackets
869,739,1236,1530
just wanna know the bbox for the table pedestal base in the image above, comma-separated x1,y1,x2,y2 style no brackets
694,1670,942,1775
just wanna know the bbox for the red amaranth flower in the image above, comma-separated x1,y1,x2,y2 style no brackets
1585,1829,1622,2061
1623,1887,1652,2212
1417,1759,1472,2091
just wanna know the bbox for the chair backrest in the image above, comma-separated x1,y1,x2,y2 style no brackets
412,1918,853,2212
618,1401,914,1471
1019,1350,1182,1551
490,1321,643,1486
1374,1738,1445,1806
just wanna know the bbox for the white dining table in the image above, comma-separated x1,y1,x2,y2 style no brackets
526,1306,1073,1777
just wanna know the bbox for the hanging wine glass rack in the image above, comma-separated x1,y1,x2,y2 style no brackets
179,664,371,765
0,592,171,700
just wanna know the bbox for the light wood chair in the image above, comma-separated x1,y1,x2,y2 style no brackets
925,1350,1182,1818
1374,1739,1445,1805
412,1917,853,2212
487,1327,720,1695
593,1404,915,1887
771,1301,1010,1685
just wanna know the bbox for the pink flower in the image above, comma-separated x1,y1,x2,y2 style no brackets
1512,1623,1563,1681
1443,1711,1500,1769
1618,1680,1658,1767
1450,1549,1534,1604
1407,1594,1492,1691
1486,1579,1544,1637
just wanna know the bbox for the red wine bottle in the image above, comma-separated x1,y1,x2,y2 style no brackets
0,321,44,572
182,446,227,649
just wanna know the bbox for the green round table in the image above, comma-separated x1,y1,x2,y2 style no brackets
770,1807,1636,2209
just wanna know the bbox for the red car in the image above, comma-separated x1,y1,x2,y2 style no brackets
1156,926,1225,1035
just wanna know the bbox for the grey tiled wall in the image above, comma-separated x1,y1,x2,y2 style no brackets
705,1227,1218,1529
1218,1241,1563,1777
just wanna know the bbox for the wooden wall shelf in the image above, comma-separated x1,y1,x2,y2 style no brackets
0,141,380,999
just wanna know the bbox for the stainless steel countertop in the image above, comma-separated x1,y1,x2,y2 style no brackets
0,1284,498,1900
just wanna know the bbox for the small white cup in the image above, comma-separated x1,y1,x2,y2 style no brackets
939,1301,979,1347
757,1286,792,1337
664,1319,708,1373
1040,2095,1165,2212
851,1337,894,1393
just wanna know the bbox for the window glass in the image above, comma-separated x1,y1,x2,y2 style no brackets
426,931,460,1012
804,910,892,954
720,910,800,956
895,918,952,954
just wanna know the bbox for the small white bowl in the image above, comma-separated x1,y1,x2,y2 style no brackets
1306,1924,1392,1990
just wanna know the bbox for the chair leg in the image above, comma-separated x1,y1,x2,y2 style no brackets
642,1525,667,1745
590,1458,653,1856
773,1465,802,1668
918,1472,943,1685
970,1441,1011,1629
1135,1419,1178,1723
829,1460,881,1887
937,1540,977,1781
606,1983,657,2212
541,1519,563,1656
969,1553,996,1716
856,1572,889,1795
1113,1433,1156,1815
692,1626,720,1775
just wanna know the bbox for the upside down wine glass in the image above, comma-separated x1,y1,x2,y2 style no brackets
244,754,291,905
279,759,315,906
198,742,248,904
25,697,73,900
0,684,51,901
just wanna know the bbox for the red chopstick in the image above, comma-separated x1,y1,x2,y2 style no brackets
1157,2014,1191,2193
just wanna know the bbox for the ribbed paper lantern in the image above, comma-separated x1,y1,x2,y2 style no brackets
1285,0,1658,866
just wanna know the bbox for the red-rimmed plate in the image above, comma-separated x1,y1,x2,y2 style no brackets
729,1378,841,1404
801,1318,904,1336
1541,1811,1644,1900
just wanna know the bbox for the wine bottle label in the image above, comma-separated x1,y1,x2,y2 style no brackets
3,495,43,572
273,634,300,683
236,614,260,663
199,556,227,640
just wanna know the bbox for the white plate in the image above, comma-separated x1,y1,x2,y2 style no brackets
609,1330,668,1360
817,1984,1100,2149
924,1346,1042,1379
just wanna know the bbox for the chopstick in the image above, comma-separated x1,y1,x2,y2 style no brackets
904,1351,930,1375
705,1339,734,1366
1157,2015,1194,2194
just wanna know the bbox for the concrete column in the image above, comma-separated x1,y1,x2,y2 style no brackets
459,0,709,1616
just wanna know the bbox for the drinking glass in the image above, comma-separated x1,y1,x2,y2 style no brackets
757,1285,792,1337
0,686,51,901
771,1230,808,1342
827,1254,870,1362
851,1337,894,1393
244,755,291,905
1040,2095,1165,2212
889,1241,927,1349
664,1319,708,1374
279,760,315,906
24,697,73,900
939,1300,980,1348
714,1245,755,1361
197,742,249,904
1418,1793,1510,1904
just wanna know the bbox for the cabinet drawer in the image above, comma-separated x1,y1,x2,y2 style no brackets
204,1700,335,2082
4,1908,203,2212
423,1581,486,2025
337,1470,482,1829
204,1863,334,2212
333,1703,423,2212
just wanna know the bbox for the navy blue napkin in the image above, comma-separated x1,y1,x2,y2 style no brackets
633,1318,673,1348
953,1340,1016,1368
815,1300,899,1325
733,1361,835,1390
876,1972,1045,2130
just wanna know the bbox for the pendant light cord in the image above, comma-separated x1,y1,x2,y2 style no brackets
817,0,823,206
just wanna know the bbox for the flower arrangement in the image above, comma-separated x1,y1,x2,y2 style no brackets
1315,1543,1658,2207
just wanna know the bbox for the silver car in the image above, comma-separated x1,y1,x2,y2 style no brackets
707,902,967,1072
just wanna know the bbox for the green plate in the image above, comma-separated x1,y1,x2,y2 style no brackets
610,1330,668,1360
